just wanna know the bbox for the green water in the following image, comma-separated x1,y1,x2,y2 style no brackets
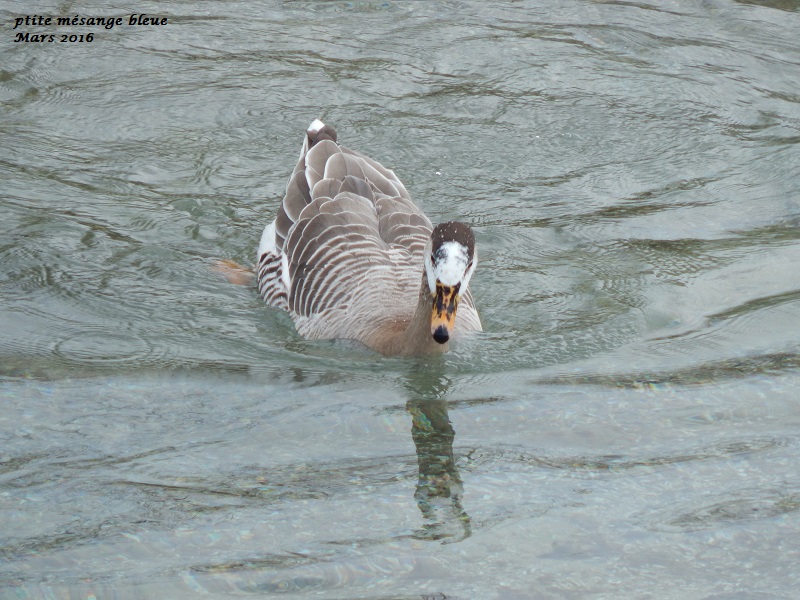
2,0,800,598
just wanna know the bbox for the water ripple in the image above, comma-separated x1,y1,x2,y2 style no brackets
643,488,800,532
53,330,154,365
462,437,792,477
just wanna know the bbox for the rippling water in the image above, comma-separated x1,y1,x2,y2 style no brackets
2,0,800,598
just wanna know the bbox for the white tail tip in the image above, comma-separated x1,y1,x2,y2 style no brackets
308,119,325,134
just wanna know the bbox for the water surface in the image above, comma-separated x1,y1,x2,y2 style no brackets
2,0,800,598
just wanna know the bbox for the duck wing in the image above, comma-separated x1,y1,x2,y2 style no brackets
257,121,434,341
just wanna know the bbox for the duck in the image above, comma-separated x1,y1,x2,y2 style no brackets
256,119,481,356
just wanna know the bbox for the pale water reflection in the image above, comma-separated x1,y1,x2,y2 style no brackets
2,0,800,597
3,371,799,597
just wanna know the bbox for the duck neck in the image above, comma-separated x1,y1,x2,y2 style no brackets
370,276,448,356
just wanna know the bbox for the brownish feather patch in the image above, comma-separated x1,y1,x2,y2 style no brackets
212,259,255,286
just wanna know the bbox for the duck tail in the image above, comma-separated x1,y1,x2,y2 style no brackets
305,119,337,149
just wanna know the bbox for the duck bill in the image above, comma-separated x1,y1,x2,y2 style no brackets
431,282,460,344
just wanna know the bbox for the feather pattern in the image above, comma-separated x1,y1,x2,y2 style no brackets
257,120,481,355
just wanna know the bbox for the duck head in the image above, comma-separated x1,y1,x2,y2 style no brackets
424,221,477,345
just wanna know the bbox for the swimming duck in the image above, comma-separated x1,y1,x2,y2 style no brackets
257,120,481,356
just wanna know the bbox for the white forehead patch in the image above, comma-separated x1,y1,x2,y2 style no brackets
434,241,469,286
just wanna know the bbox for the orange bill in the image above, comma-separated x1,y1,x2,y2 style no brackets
431,282,461,344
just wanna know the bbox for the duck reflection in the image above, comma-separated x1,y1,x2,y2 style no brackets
404,368,471,542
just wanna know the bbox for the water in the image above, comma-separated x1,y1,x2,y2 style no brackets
1,0,799,597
